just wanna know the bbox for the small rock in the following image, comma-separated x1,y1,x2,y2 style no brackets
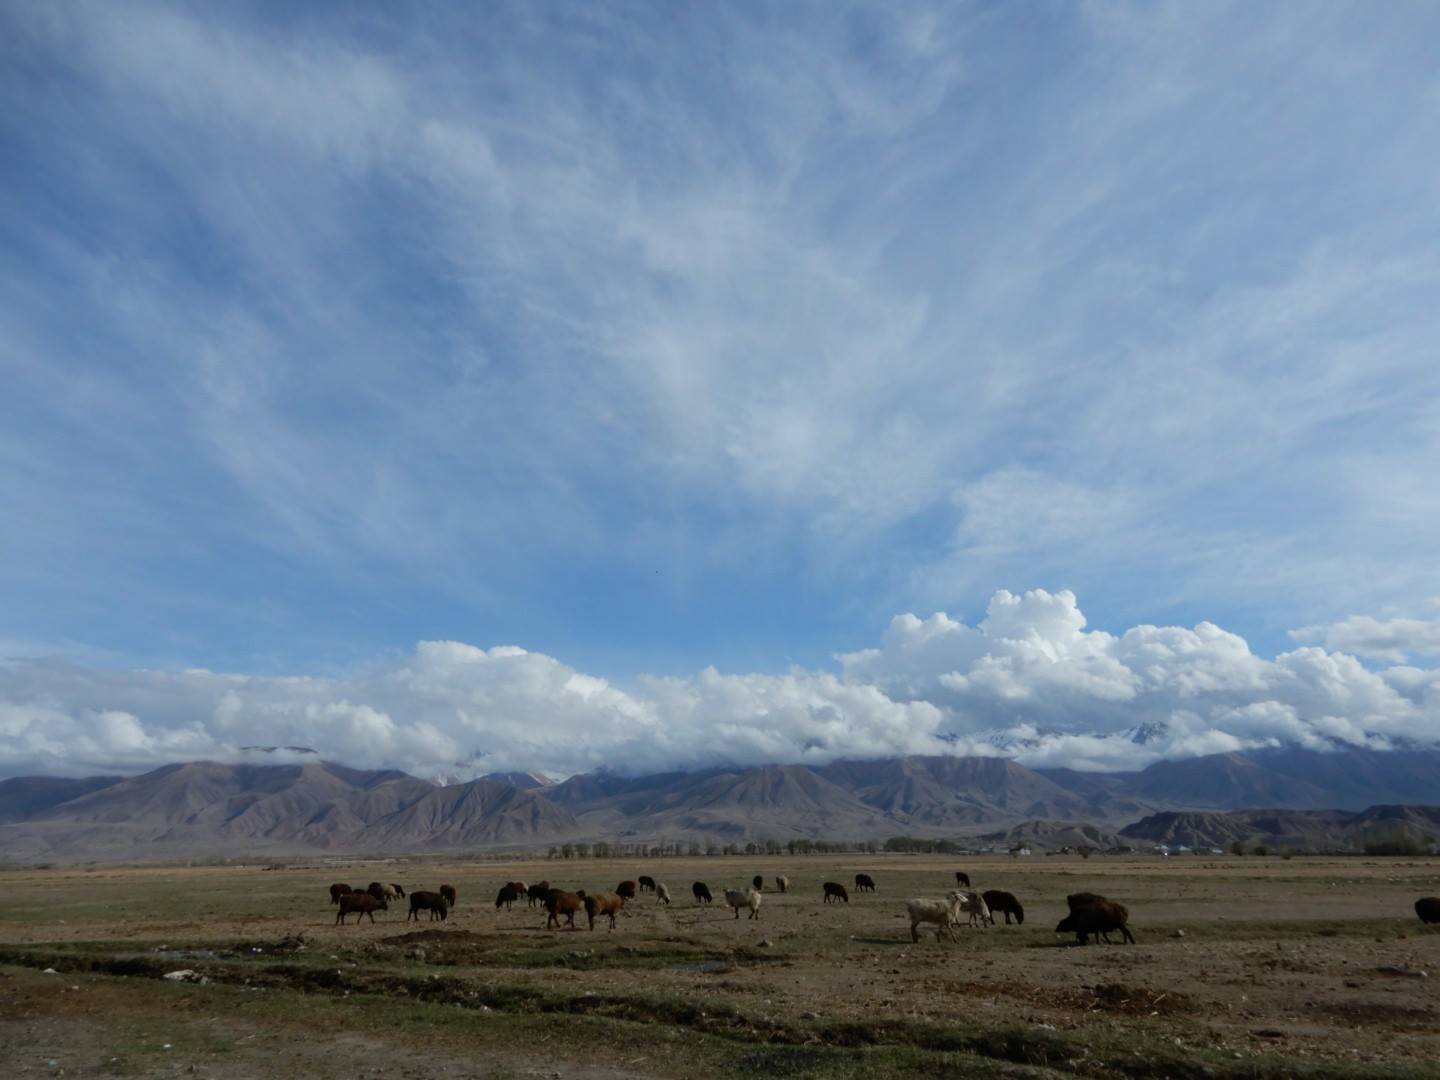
758,939,773,948
1171,929,1186,939
800,1011,818,1020
41,968,59,975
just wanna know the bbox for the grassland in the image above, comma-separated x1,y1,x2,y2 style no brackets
2,853,1438,1078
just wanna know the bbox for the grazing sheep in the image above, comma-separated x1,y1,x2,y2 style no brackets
616,880,638,899
439,883,458,908
1416,897,1440,924
822,882,849,904
752,875,764,892
638,875,656,894
506,880,526,896
1056,898,1134,944
774,875,789,893
954,871,971,888
381,884,400,902
366,882,387,902
389,883,406,899
329,883,353,905
655,882,672,905
982,889,1025,925
408,890,449,922
1066,892,1107,911
495,883,522,910
527,880,551,907
724,888,762,920
854,873,876,892
584,890,626,930
336,892,387,925
956,890,992,927
546,889,587,930
906,892,966,942
692,881,714,904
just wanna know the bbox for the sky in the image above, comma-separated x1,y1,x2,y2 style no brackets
2,1,1438,780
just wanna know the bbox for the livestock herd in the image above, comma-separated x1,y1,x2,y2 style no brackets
328,874,1440,942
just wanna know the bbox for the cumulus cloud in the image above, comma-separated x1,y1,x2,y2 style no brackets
2,591,1437,781
1291,611,1440,663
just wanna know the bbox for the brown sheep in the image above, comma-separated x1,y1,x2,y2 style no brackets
616,880,638,899
439,883,458,908
408,890,449,922
495,883,522,910
1416,897,1440,924
752,875,764,892
1056,899,1134,945
638,876,656,893
692,881,713,904
329,883,352,904
954,871,971,888
854,873,876,892
584,890,626,930
336,892,386,925
506,880,526,896
774,875,789,893
366,881,387,902
527,880,551,907
546,889,587,930
823,882,849,904
982,889,1025,925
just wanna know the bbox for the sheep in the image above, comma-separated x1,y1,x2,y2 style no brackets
366,882,387,901
692,881,714,904
527,880,552,907
956,890,992,927
506,880,526,896
822,882,849,904
616,880,638,899
1416,897,1440,924
1066,892,1107,911
408,890,449,922
774,875,789,893
495,883,522,910
954,871,971,888
336,892,387,925
854,873,876,892
389,883,406,899
329,883,353,905
584,890,626,930
546,889,587,930
655,882,672,905
638,875,657,894
380,884,400,902
1056,898,1134,944
982,889,1025,925
725,888,762,920
906,893,965,942
752,875,764,892
439,883,458,908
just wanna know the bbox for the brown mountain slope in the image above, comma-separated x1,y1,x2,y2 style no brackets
356,778,578,849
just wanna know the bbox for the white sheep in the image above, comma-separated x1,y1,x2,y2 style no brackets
906,893,965,942
957,889,992,927
724,888,762,920
655,882,672,905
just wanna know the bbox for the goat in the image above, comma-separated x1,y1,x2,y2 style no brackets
954,871,971,888
328,883,352,905
336,892,386,925
655,882,672,905
822,882,849,904
546,889,587,930
774,875,789,893
692,881,713,904
616,880,638,899
494,883,522,910
584,890,626,930
1056,898,1134,944
982,889,1024,925
439,883,458,908
906,893,965,942
1415,897,1440,924
724,888,762,920
638,875,656,893
854,873,876,892
407,890,449,922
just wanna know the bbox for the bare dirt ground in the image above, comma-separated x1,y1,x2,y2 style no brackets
2,854,1438,1078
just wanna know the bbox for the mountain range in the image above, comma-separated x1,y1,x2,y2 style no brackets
2,746,1437,863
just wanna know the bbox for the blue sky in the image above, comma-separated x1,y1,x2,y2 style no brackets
3,2,1439,778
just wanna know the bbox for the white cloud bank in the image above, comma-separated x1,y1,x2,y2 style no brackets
4,590,1437,781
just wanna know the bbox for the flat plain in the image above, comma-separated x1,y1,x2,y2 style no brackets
2,854,1438,1079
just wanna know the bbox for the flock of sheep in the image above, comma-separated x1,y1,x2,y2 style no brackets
324,870,1157,944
